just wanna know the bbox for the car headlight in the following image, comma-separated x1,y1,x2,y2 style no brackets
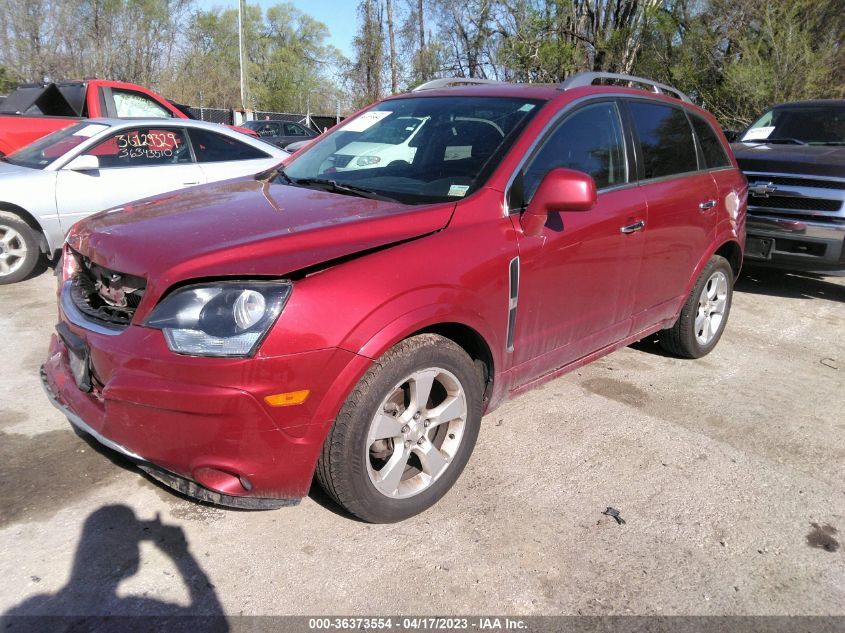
356,156,381,166
144,281,292,357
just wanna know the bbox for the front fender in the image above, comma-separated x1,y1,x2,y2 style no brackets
341,286,503,366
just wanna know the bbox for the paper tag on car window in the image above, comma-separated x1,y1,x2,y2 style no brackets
448,184,470,197
73,124,108,137
742,126,774,141
342,111,391,132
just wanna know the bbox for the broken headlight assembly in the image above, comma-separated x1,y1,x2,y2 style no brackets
144,281,292,357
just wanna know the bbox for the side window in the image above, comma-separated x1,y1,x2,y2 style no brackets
188,128,270,162
284,123,306,136
111,89,173,118
628,101,698,179
84,128,191,168
690,114,731,169
522,102,627,204
256,122,280,137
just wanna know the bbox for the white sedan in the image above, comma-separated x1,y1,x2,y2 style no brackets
0,118,287,284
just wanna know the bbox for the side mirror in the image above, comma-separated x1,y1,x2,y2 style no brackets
723,129,740,143
64,154,100,172
520,168,597,237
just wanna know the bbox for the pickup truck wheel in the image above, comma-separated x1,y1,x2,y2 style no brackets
316,334,483,523
0,212,40,285
659,255,733,358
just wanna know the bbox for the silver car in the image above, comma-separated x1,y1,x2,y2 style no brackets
0,118,288,284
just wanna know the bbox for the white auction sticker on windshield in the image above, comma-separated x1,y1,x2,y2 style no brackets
448,184,470,197
742,126,775,141
72,124,108,137
342,111,391,132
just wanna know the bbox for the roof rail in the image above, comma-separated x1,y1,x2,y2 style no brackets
412,77,503,92
559,72,692,103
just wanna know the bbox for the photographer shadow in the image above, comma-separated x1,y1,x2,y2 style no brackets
1,504,228,632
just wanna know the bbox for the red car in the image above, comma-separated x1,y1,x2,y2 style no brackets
42,73,747,523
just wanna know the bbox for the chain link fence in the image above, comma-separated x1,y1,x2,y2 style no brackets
185,107,234,125
185,106,341,133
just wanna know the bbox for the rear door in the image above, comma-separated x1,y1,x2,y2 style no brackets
55,126,205,229
688,111,745,226
510,99,648,381
624,99,720,330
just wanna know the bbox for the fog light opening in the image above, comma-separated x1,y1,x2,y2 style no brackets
193,466,251,495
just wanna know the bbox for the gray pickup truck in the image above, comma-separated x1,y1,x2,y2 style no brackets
731,100,844,271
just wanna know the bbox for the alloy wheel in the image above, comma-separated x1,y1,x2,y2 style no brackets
0,224,27,277
695,270,728,345
365,367,467,499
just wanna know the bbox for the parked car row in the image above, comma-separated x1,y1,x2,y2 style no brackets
2,70,839,523
0,79,260,156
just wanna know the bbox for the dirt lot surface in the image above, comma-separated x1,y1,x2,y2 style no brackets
0,266,843,620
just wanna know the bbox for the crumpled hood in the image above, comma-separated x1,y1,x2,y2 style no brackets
68,176,454,304
731,143,845,178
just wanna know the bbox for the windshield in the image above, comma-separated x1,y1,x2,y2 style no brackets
281,96,544,204
5,122,109,169
740,104,845,145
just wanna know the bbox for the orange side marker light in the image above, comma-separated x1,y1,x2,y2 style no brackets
264,390,310,407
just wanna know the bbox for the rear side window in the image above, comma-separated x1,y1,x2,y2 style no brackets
112,89,173,118
522,101,628,202
188,129,270,162
284,123,307,136
628,101,698,179
690,114,731,168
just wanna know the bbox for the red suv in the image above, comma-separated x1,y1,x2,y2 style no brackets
42,73,747,523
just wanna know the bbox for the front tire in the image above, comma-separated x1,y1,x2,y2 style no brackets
659,255,734,358
0,212,41,285
316,334,483,523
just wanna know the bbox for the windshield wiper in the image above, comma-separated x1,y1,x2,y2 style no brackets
744,137,808,145
275,169,295,184
291,177,397,202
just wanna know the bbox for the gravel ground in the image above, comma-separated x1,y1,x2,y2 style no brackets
0,265,843,621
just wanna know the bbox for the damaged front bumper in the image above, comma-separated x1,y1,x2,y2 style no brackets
41,319,367,509
40,365,298,510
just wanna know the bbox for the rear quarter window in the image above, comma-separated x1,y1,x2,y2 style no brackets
628,101,698,179
188,129,270,162
690,114,731,168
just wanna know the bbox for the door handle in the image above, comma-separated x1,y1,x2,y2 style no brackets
699,200,717,211
620,220,646,234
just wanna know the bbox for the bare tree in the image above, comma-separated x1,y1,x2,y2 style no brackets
387,0,398,92
349,0,386,106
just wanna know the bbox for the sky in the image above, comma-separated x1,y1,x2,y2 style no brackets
196,0,359,59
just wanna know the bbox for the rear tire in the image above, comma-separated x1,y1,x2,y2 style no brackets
0,212,41,285
659,255,734,358
316,334,483,523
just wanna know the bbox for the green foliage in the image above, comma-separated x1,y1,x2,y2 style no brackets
1,0,842,118
0,66,18,94
635,0,845,127
168,2,346,113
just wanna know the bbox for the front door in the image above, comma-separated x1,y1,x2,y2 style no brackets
509,100,647,384
55,126,205,231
